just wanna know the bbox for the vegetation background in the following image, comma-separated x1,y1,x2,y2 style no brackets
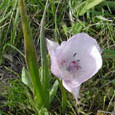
0,0,115,115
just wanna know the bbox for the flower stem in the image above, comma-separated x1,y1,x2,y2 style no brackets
57,78,67,113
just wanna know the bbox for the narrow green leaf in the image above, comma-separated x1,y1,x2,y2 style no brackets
39,0,50,108
1,43,25,65
7,43,25,58
0,0,18,64
0,0,8,10
18,0,45,108
103,55,115,58
102,49,115,58
2,43,25,59
103,49,115,54
75,0,104,16
0,11,11,23
40,0,49,89
10,7,20,44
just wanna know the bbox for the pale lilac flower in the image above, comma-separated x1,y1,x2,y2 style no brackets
47,33,102,101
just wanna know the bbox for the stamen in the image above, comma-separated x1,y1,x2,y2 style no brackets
73,53,77,57
76,59,80,62
72,61,76,63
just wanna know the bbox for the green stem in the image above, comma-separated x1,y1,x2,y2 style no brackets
57,78,67,113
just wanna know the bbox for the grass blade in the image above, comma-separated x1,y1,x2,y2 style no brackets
10,7,20,44
102,49,115,58
0,0,8,10
75,0,104,16
2,43,25,58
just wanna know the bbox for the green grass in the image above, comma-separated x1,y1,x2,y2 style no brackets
0,79,32,115
0,0,115,114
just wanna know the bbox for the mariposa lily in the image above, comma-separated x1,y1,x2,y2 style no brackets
47,33,102,101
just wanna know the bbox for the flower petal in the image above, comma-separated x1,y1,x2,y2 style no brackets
50,52,62,78
46,39,62,77
46,38,59,55
53,33,102,86
62,80,80,101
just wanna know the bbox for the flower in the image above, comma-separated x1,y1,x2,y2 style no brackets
47,33,102,101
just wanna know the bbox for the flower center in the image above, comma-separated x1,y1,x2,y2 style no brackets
60,59,81,72
67,60,81,72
